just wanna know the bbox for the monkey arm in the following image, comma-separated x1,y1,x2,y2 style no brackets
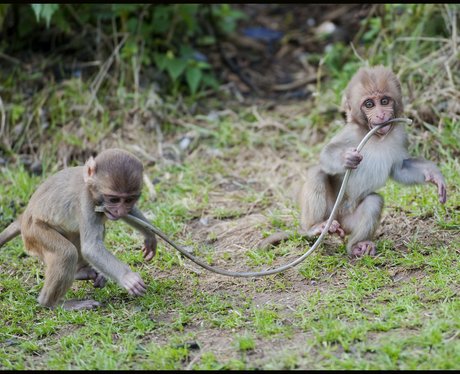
121,206,157,261
80,198,147,296
319,142,348,175
319,126,362,175
391,158,447,204
80,215,131,281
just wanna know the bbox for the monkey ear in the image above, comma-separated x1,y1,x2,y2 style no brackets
83,157,97,183
341,95,353,123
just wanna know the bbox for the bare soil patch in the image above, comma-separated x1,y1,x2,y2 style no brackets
138,124,458,367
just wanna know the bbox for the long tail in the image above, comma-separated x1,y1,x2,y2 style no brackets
258,231,292,249
0,219,21,247
258,228,317,249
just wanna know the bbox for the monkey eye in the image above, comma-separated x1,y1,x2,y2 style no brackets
106,196,121,204
363,99,374,108
381,97,390,105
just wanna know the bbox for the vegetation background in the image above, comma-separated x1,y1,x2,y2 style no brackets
0,4,459,370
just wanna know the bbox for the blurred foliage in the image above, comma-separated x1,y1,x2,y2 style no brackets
30,4,59,28
0,4,457,165
322,4,456,92
315,4,459,161
0,4,246,96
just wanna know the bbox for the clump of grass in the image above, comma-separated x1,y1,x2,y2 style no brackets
234,333,256,352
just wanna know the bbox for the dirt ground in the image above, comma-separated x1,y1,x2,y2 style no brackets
134,137,457,367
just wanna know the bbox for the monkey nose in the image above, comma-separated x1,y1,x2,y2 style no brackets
117,207,130,218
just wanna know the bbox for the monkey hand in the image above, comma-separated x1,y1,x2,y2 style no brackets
122,272,147,296
343,148,363,169
424,168,447,204
93,273,107,288
142,235,157,261
309,220,345,238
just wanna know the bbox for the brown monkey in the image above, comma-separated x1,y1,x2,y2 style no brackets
261,65,447,257
0,148,157,310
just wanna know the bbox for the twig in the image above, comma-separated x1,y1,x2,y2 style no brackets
206,4,260,94
85,34,128,113
0,95,6,138
64,4,85,30
0,52,22,66
350,42,366,64
251,106,288,131
271,74,318,92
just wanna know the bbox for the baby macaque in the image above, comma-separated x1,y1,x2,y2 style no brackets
0,148,157,310
261,65,447,257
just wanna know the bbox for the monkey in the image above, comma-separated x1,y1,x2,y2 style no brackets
260,65,447,257
0,148,157,310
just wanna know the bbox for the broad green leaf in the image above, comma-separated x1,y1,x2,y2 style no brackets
186,67,202,95
166,58,187,81
31,4,59,28
153,53,168,71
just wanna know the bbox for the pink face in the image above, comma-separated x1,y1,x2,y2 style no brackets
361,95,395,135
102,194,140,220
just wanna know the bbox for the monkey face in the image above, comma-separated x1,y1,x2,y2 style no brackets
102,194,140,220
344,65,403,133
360,95,395,135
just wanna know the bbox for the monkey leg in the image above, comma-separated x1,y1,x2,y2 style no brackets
261,167,343,249
22,222,100,310
41,254,101,310
68,236,106,288
75,263,107,289
341,193,383,257
38,249,78,308
299,166,339,234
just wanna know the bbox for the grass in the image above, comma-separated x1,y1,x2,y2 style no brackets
1,101,458,369
1,3,460,371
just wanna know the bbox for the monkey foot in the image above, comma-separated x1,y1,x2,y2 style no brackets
75,266,107,288
61,299,101,311
310,220,345,238
92,274,107,289
350,241,376,257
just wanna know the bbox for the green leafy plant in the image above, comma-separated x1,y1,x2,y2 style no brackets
20,4,245,96
30,4,59,28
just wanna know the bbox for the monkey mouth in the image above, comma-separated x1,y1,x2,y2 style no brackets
370,122,393,135
104,210,119,221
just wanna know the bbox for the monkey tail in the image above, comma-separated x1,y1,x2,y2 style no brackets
258,231,292,249
0,219,21,248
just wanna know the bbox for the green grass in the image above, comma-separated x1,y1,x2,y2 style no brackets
2,113,458,369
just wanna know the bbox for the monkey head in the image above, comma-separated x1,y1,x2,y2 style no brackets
84,148,144,220
342,65,404,136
